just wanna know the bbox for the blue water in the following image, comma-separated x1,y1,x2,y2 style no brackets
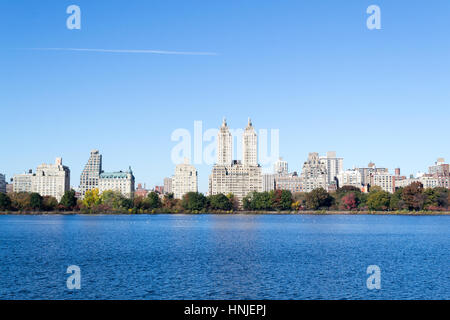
0,214,449,300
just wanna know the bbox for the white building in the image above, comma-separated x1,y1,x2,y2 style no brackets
217,118,233,165
32,158,70,201
79,150,102,197
209,118,262,203
172,159,198,199
301,152,327,192
0,174,6,194
274,157,288,175
371,172,394,193
98,167,135,198
337,169,363,190
12,171,34,193
262,173,276,192
320,151,343,185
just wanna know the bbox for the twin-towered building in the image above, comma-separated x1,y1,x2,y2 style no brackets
208,118,263,203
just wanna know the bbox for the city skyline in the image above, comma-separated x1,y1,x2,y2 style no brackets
1,1,450,193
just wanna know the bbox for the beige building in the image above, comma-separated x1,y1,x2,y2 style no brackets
32,158,70,201
98,168,135,198
371,172,394,193
209,118,262,203
12,171,34,193
172,159,198,199
301,152,327,192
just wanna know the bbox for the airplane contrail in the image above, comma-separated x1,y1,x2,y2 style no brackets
26,47,218,56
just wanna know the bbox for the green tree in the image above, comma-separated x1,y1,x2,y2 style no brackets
42,196,58,211
424,187,449,209
208,193,232,210
367,190,391,211
0,193,11,210
30,193,43,210
271,189,293,210
390,188,405,210
181,192,207,211
147,191,162,209
60,189,77,210
402,182,425,210
305,188,333,210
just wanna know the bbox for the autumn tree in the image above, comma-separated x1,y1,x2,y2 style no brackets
402,182,425,210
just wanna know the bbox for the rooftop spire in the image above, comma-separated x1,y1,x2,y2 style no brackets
222,117,227,127
248,117,252,126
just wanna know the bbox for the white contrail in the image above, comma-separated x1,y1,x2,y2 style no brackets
27,47,218,56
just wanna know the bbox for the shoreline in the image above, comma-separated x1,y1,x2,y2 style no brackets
1,210,449,216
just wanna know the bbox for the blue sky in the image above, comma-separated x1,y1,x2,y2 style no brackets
1,0,449,192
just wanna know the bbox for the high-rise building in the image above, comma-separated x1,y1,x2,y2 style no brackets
357,162,388,186
301,152,327,192
242,118,258,166
217,118,232,165
135,183,149,198
164,177,173,194
12,170,34,193
98,167,135,198
0,174,6,194
274,157,288,175
320,151,343,185
173,158,198,199
79,150,102,197
32,158,70,201
209,119,262,203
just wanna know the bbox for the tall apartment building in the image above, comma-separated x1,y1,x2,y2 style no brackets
429,158,449,176
32,158,70,201
98,167,135,198
274,157,288,175
320,151,343,185
0,174,6,194
172,158,198,199
301,152,327,192
209,118,262,203
79,150,102,197
12,170,34,193
262,173,276,192
164,177,173,194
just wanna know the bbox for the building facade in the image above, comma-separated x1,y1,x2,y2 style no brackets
173,159,198,199
209,119,262,203
79,150,102,197
370,171,394,193
274,157,288,175
98,168,135,198
320,151,343,185
274,172,303,193
336,169,363,190
12,171,34,193
32,158,70,201
164,177,173,194
301,152,327,192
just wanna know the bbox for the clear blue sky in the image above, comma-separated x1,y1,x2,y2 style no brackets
1,0,449,193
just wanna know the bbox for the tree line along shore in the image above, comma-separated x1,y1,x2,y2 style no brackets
1,182,449,215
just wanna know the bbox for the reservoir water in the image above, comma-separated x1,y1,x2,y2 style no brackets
0,214,448,299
